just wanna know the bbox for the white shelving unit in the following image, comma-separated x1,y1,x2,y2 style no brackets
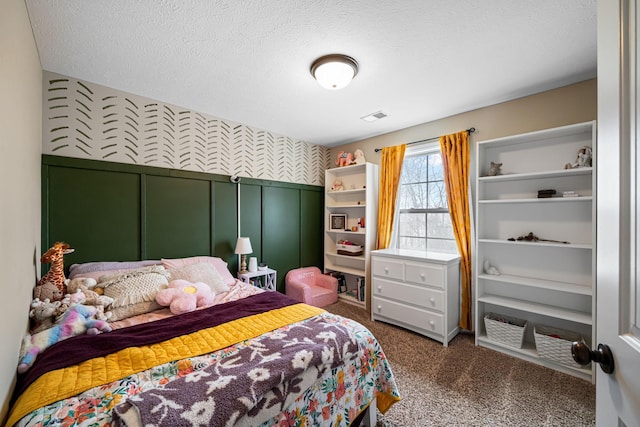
474,121,596,382
324,163,378,311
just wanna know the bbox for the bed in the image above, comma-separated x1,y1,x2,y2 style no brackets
7,256,400,427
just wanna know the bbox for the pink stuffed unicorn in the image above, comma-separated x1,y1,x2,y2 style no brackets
18,304,111,373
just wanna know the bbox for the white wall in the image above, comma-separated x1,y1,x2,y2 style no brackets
331,79,597,167
0,0,42,422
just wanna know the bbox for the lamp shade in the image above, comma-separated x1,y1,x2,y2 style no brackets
234,237,253,255
310,54,358,90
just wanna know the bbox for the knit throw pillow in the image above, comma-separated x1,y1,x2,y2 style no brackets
98,265,170,321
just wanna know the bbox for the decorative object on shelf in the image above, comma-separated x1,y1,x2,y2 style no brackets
331,178,344,191
534,324,585,368
484,312,527,348
336,240,363,256
562,191,579,198
507,232,570,244
483,259,500,276
537,189,557,198
357,217,365,228
487,161,503,176
258,262,268,271
564,145,593,169
234,237,253,273
335,151,354,167
248,257,258,273
353,149,366,164
330,214,347,230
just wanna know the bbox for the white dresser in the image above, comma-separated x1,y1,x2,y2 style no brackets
371,248,460,346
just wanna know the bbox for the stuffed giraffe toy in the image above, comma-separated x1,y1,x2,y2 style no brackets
36,242,74,300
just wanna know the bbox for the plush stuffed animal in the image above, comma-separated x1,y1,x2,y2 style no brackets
36,242,74,299
331,178,344,191
67,277,114,308
353,149,366,165
487,161,502,176
29,298,62,334
483,259,501,276
335,151,354,167
56,279,115,322
18,304,111,373
564,146,593,169
156,279,215,315
33,281,63,303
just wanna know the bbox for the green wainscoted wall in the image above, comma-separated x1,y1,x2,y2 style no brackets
42,155,324,292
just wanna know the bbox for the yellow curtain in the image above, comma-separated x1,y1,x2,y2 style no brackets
376,144,406,250
440,131,473,331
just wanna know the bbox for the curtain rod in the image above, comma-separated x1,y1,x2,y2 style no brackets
374,127,476,153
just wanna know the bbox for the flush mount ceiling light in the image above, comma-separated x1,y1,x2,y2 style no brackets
310,54,359,90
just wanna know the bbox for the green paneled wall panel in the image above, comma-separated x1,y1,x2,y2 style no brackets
240,183,262,264
300,190,324,269
44,166,141,267
144,175,211,260
213,181,238,271
262,186,300,292
42,156,324,291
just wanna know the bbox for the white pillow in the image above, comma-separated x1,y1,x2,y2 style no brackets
169,262,230,294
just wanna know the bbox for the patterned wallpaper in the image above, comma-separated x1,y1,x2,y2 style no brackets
42,71,330,186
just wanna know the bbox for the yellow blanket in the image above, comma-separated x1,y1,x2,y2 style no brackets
7,303,323,427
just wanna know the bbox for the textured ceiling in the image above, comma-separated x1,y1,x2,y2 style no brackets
25,0,597,147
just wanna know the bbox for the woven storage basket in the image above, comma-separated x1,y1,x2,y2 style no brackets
484,312,526,348
534,324,585,368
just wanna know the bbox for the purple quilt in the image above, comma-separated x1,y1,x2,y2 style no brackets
112,314,359,427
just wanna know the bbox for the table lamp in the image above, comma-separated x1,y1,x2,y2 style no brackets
235,237,253,274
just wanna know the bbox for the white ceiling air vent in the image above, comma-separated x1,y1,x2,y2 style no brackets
360,111,388,122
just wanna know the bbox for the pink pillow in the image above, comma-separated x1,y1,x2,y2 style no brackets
162,256,235,287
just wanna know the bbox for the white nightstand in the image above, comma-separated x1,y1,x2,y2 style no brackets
238,268,277,291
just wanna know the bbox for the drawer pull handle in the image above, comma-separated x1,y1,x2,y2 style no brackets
384,267,389,273
420,273,425,279
377,286,382,292
429,320,435,327
377,305,382,311
429,298,435,304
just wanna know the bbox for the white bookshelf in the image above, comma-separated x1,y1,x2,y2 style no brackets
324,163,378,310
474,121,596,382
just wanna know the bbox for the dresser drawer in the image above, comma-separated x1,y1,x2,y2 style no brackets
373,278,444,312
405,262,445,289
372,257,404,281
373,297,444,336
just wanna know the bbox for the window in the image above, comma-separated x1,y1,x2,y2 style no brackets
396,147,458,254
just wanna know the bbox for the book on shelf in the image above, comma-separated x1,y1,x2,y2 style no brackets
329,271,347,293
345,289,358,299
357,277,365,301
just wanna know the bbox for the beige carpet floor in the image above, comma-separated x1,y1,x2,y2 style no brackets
324,301,596,427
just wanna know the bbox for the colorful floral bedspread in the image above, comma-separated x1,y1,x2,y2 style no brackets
15,312,399,427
